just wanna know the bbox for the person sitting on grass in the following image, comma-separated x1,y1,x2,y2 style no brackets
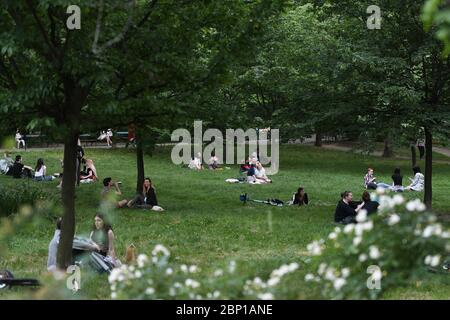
80,159,98,183
246,163,258,183
208,152,221,170
10,155,33,179
406,166,424,192
255,161,271,183
188,153,203,170
127,178,164,211
101,177,128,208
34,158,56,181
47,217,62,272
361,191,379,215
363,168,391,190
390,167,404,192
90,213,120,267
292,187,309,206
334,191,365,225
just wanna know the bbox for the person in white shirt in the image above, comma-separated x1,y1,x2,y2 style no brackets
255,161,271,183
407,166,424,191
188,153,203,170
208,152,220,170
15,129,25,149
34,158,55,181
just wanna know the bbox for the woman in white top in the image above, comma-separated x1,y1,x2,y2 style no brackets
34,158,55,181
255,161,271,183
188,153,203,170
15,129,25,149
407,166,424,191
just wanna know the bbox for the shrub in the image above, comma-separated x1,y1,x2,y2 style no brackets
0,183,50,217
303,191,450,299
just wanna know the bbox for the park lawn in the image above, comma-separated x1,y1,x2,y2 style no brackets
0,145,449,299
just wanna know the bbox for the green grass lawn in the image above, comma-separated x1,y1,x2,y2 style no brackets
0,145,449,299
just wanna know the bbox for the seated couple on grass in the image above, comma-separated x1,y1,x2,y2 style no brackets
189,152,223,170
364,167,424,192
101,177,164,211
334,191,379,225
246,162,271,184
7,155,56,181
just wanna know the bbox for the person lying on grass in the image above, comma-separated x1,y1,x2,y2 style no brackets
127,177,164,211
101,177,128,208
334,191,365,225
292,187,309,206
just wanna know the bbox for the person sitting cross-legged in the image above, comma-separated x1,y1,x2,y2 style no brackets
127,178,164,211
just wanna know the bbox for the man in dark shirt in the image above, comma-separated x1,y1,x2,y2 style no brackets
10,155,32,179
334,191,363,224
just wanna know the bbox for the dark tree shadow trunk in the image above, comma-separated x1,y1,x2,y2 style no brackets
382,137,394,158
315,131,322,147
411,145,417,168
424,127,433,209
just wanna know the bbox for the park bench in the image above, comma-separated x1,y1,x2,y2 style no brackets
79,133,98,147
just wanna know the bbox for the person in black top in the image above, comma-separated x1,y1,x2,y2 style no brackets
334,191,364,224
76,138,85,186
361,191,379,215
293,187,309,206
391,167,404,192
127,178,164,211
10,155,33,179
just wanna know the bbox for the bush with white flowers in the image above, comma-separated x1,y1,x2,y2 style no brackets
108,244,301,300
303,192,450,299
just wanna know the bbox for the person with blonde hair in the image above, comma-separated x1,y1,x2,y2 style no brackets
80,159,98,183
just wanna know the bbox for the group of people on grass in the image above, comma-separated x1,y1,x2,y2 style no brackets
188,152,222,170
1,153,56,181
363,166,424,192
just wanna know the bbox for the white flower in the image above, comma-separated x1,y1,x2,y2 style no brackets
253,277,263,287
362,220,373,231
213,291,220,298
180,264,188,273
108,268,121,284
376,187,386,195
189,265,198,273
423,224,443,238
324,268,337,281
372,269,382,281
165,268,173,276
267,277,280,287
353,236,362,247
228,261,237,273
328,232,338,240
334,227,342,234
426,255,441,267
173,282,182,288
388,214,400,226
318,263,327,275
355,224,364,236
169,288,176,296
111,292,117,299
134,270,142,278
214,269,224,277
341,268,350,278
288,262,299,272
406,199,426,212
307,241,322,256
392,194,404,205
137,254,148,268
424,255,432,265
379,195,395,211
441,231,450,239
333,278,346,291
344,224,355,234
185,279,200,289
145,287,155,295
369,246,381,259
356,209,368,222
359,254,368,262
258,293,274,300
305,274,315,282
152,244,170,257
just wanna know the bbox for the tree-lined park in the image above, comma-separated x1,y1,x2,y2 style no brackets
0,0,449,300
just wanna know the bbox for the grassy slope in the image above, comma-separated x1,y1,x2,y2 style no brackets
0,145,449,299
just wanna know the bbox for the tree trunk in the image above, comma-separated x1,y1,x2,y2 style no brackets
410,145,417,168
57,83,85,269
136,132,145,195
424,127,433,209
382,137,394,158
315,131,322,147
